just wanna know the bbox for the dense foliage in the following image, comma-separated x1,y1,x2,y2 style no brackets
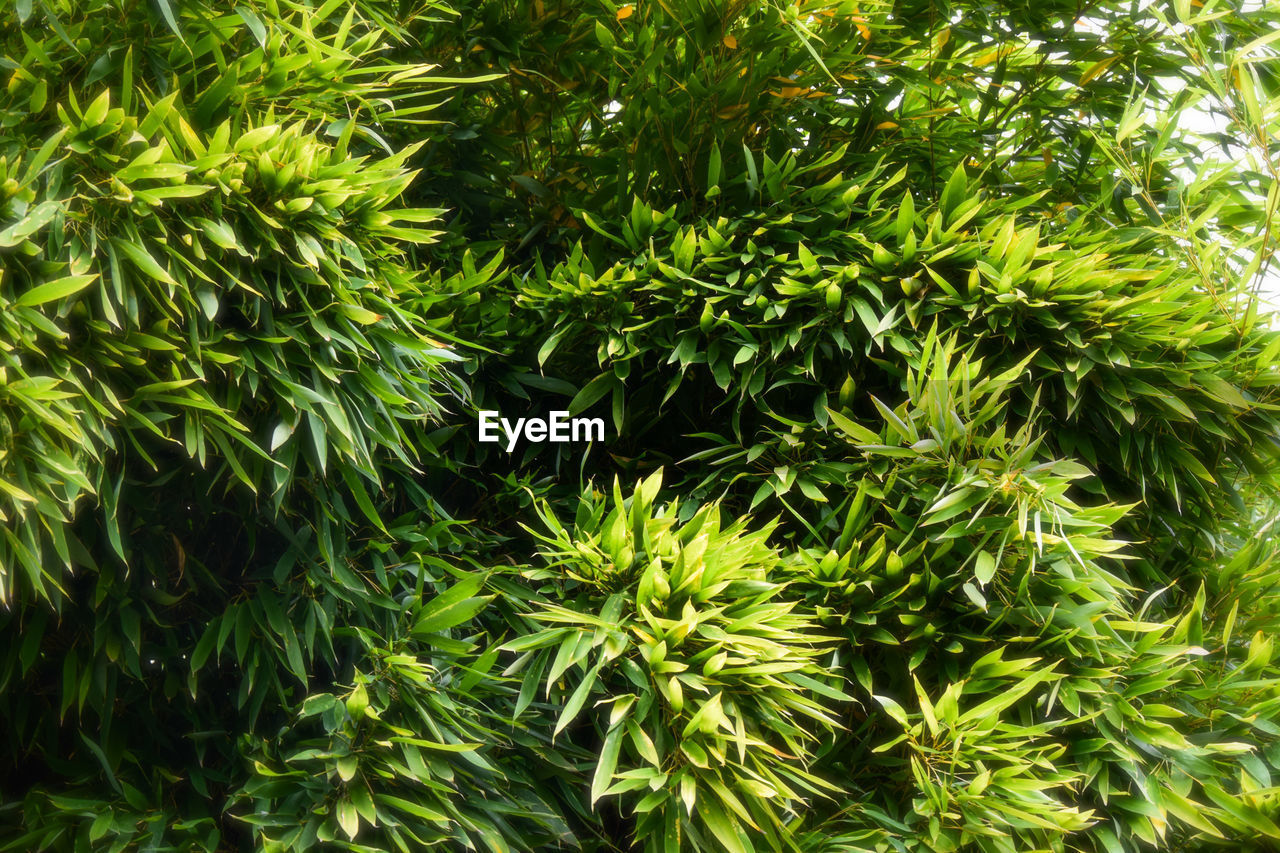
2,0,1279,851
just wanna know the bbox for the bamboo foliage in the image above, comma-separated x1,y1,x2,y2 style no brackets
3,0,1280,851
505,472,848,852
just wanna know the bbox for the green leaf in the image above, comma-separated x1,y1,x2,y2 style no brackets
111,238,176,284
346,682,369,720
569,373,617,416
350,781,377,825
895,191,914,245
869,395,917,443
377,794,449,824
974,550,997,585
533,326,574,373
16,274,97,307
336,799,359,840
0,201,59,247
236,5,267,47
826,407,880,444
591,725,624,803
79,734,121,795
961,582,987,611
413,575,489,634
940,164,968,220
699,798,747,853
554,662,602,737
154,0,183,39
